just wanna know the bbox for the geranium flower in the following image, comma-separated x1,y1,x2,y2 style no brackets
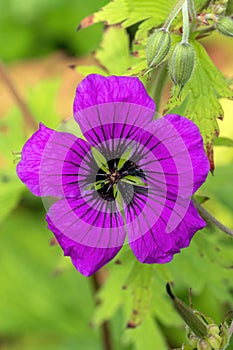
17,74,209,276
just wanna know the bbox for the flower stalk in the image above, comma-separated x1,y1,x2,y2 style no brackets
181,1,190,44
164,0,186,31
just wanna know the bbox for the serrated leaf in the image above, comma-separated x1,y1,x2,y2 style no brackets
79,0,178,32
165,40,233,172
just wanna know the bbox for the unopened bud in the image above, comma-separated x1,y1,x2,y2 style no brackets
216,17,233,37
207,324,220,335
182,345,193,350
207,333,222,349
219,321,230,348
187,332,199,347
146,29,171,70
215,5,225,15
197,339,212,350
169,42,196,88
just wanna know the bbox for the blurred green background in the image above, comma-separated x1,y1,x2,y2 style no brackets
0,0,233,349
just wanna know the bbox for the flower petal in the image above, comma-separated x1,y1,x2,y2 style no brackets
46,197,126,249
47,215,122,276
73,74,155,114
129,201,206,264
17,123,92,198
17,123,55,196
164,114,210,193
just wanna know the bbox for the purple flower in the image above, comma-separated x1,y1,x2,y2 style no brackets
17,74,209,276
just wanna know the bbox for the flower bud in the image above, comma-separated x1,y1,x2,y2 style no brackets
187,332,199,347
207,333,222,349
197,339,212,350
216,17,233,37
146,29,171,69
207,324,220,335
169,42,196,88
219,321,230,348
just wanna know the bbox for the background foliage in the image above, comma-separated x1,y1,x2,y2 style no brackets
0,0,233,349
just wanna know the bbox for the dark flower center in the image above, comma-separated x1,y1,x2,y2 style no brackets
96,158,146,202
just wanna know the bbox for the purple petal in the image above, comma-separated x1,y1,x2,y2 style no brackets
76,103,155,148
164,114,210,193
17,123,55,196
47,215,122,276
73,74,155,114
46,197,126,249
17,123,92,198
129,201,206,264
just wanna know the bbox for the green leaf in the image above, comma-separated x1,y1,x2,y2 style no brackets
164,40,233,170
27,78,61,128
91,147,109,172
126,264,153,328
92,249,135,327
77,26,136,77
124,315,167,350
95,26,136,75
214,136,233,147
76,65,108,77
80,0,178,33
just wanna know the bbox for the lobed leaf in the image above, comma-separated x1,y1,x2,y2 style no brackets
164,40,233,171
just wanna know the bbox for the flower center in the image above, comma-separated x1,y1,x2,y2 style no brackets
95,158,147,202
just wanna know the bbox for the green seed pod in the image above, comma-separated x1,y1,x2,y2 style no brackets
169,42,196,88
146,29,171,69
197,339,212,350
216,16,233,37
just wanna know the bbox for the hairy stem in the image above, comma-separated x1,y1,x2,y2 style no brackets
91,273,113,350
193,198,233,238
0,60,37,132
188,0,197,32
164,0,186,30
181,1,190,44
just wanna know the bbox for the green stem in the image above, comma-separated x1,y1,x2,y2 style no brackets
188,0,197,32
149,63,168,114
181,0,190,44
193,198,233,238
164,0,186,30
